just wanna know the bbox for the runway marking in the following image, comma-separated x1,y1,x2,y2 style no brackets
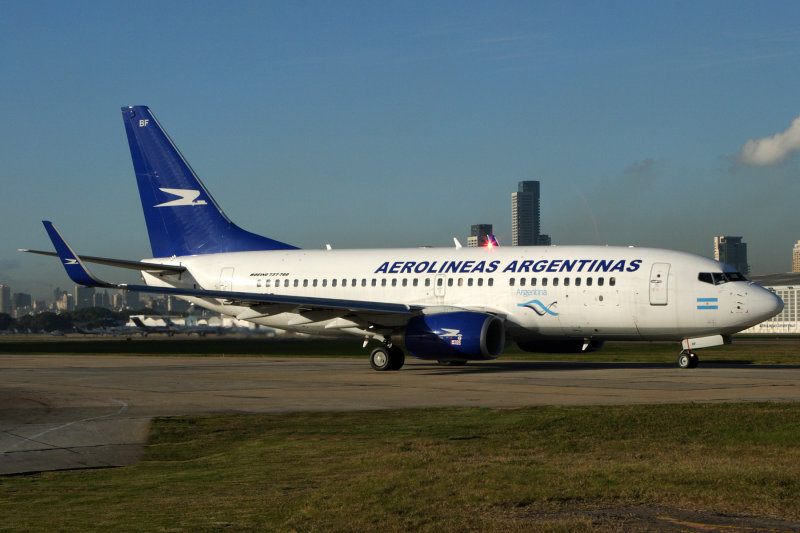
1,399,129,455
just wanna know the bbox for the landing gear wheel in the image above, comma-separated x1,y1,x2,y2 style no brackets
370,347,392,371
370,346,405,371
388,346,405,370
678,352,699,369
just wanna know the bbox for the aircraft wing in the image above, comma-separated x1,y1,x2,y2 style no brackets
39,221,418,316
20,249,187,273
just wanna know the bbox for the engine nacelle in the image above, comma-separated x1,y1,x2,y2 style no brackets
393,311,505,361
516,339,605,353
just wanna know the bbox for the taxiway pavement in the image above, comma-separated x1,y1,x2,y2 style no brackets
3,355,800,475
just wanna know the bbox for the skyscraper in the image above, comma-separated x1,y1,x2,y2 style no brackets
713,236,749,275
467,224,493,247
0,284,11,315
511,180,550,246
793,241,800,273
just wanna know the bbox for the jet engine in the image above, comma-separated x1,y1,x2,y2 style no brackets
392,311,505,361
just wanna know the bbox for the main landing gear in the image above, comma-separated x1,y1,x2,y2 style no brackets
370,345,405,371
677,351,699,369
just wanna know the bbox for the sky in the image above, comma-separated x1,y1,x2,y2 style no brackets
3,1,800,299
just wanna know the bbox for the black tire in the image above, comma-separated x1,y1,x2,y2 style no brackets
688,352,699,369
370,347,392,371
388,346,405,370
678,353,691,369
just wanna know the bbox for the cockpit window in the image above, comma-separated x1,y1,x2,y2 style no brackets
698,272,748,285
698,273,713,284
725,271,748,282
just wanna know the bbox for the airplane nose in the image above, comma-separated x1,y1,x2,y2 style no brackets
751,285,784,321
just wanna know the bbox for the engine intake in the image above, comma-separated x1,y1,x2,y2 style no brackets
393,311,505,361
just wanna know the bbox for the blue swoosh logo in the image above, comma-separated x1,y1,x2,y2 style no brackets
517,300,558,316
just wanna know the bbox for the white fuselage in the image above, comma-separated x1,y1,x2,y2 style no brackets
140,245,782,344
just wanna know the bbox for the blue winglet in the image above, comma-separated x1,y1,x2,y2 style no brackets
42,221,112,288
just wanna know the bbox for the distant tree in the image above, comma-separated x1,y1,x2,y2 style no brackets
20,312,73,332
0,313,15,331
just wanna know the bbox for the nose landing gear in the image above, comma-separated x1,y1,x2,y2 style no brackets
677,351,699,369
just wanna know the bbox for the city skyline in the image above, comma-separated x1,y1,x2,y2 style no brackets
3,3,800,299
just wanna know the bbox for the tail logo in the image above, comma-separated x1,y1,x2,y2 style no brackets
154,188,208,207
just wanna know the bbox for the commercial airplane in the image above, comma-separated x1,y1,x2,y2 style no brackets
24,106,783,371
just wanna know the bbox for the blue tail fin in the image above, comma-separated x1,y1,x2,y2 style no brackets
122,106,297,257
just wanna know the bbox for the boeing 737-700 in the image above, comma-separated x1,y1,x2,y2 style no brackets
23,106,784,370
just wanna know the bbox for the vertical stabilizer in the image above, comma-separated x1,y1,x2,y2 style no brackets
122,106,297,257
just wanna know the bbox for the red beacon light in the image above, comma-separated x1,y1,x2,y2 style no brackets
483,235,500,248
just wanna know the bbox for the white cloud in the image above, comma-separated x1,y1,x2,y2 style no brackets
740,113,800,165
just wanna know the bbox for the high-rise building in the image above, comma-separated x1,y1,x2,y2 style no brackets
511,180,550,246
713,236,749,275
75,285,96,309
0,285,11,315
793,241,800,273
467,224,493,247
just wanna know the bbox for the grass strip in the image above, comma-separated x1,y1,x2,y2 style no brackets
2,403,799,531
2,337,800,365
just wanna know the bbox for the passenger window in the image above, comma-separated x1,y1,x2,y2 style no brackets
610,277,616,286
587,278,593,286
564,278,570,286
542,278,548,287
448,278,454,287
437,278,443,286
575,278,581,286
458,278,464,287
313,279,318,287
303,279,308,287
425,278,431,287
402,279,407,287
510,278,515,286
598,277,604,286
294,280,299,287
362,279,367,287
413,279,418,287
488,278,494,287
531,278,537,287
391,279,397,287
381,279,387,287
322,279,327,287
468,278,473,287
553,278,559,286
284,280,289,287
477,278,483,286
351,278,356,286
257,279,262,288
520,278,526,287
371,279,377,287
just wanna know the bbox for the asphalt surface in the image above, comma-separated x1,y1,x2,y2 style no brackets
3,355,800,475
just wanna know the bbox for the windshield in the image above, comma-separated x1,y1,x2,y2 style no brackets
698,272,748,285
